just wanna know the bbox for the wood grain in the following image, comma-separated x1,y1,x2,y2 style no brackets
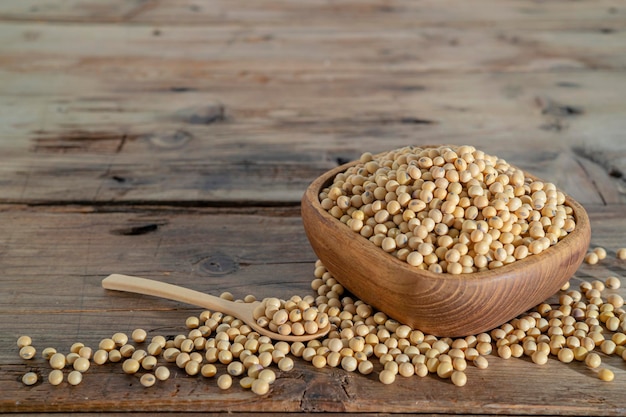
0,70,624,205
1,0,625,415
0,7,624,206
0,206,624,414
0,0,624,28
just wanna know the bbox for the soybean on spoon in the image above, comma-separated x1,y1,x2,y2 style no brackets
102,274,330,342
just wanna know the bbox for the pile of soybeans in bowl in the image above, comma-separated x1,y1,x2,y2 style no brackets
318,144,576,274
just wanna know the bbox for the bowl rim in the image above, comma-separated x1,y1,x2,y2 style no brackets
304,156,591,284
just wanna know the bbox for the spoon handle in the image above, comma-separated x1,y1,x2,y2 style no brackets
102,274,243,318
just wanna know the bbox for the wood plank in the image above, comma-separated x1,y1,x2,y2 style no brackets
1,21,625,74
0,207,315,316
20,415,531,417
0,11,624,207
18,415,532,417
1,69,624,205
1,205,625,414
19,411,540,417
0,0,623,28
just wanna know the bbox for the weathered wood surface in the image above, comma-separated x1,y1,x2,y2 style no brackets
1,0,626,415
0,206,625,414
0,0,624,27
0,2,625,205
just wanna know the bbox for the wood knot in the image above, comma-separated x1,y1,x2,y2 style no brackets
535,96,584,117
197,253,239,276
174,103,225,125
110,223,162,236
145,129,192,149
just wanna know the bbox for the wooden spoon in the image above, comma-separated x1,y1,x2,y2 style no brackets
102,274,330,342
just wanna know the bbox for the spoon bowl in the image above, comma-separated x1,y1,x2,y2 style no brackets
301,160,591,337
102,274,330,342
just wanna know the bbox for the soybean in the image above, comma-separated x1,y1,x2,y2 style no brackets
112,332,129,347
251,379,270,396
240,376,255,389
67,370,83,386
598,368,614,382
140,373,156,387
122,359,140,374
48,369,64,386
49,353,66,370
606,276,621,289
258,369,276,384
22,372,38,386
379,369,396,385
17,336,32,349
73,357,90,373
19,346,36,360
531,351,548,365
451,371,467,387
278,357,294,372
131,329,147,343
41,347,57,360
585,353,601,369
155,366,171,381
217,374,232,390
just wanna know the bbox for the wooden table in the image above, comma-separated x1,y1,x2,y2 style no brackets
1,1,625,415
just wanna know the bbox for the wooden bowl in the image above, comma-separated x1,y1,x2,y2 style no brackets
301,160,591,337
